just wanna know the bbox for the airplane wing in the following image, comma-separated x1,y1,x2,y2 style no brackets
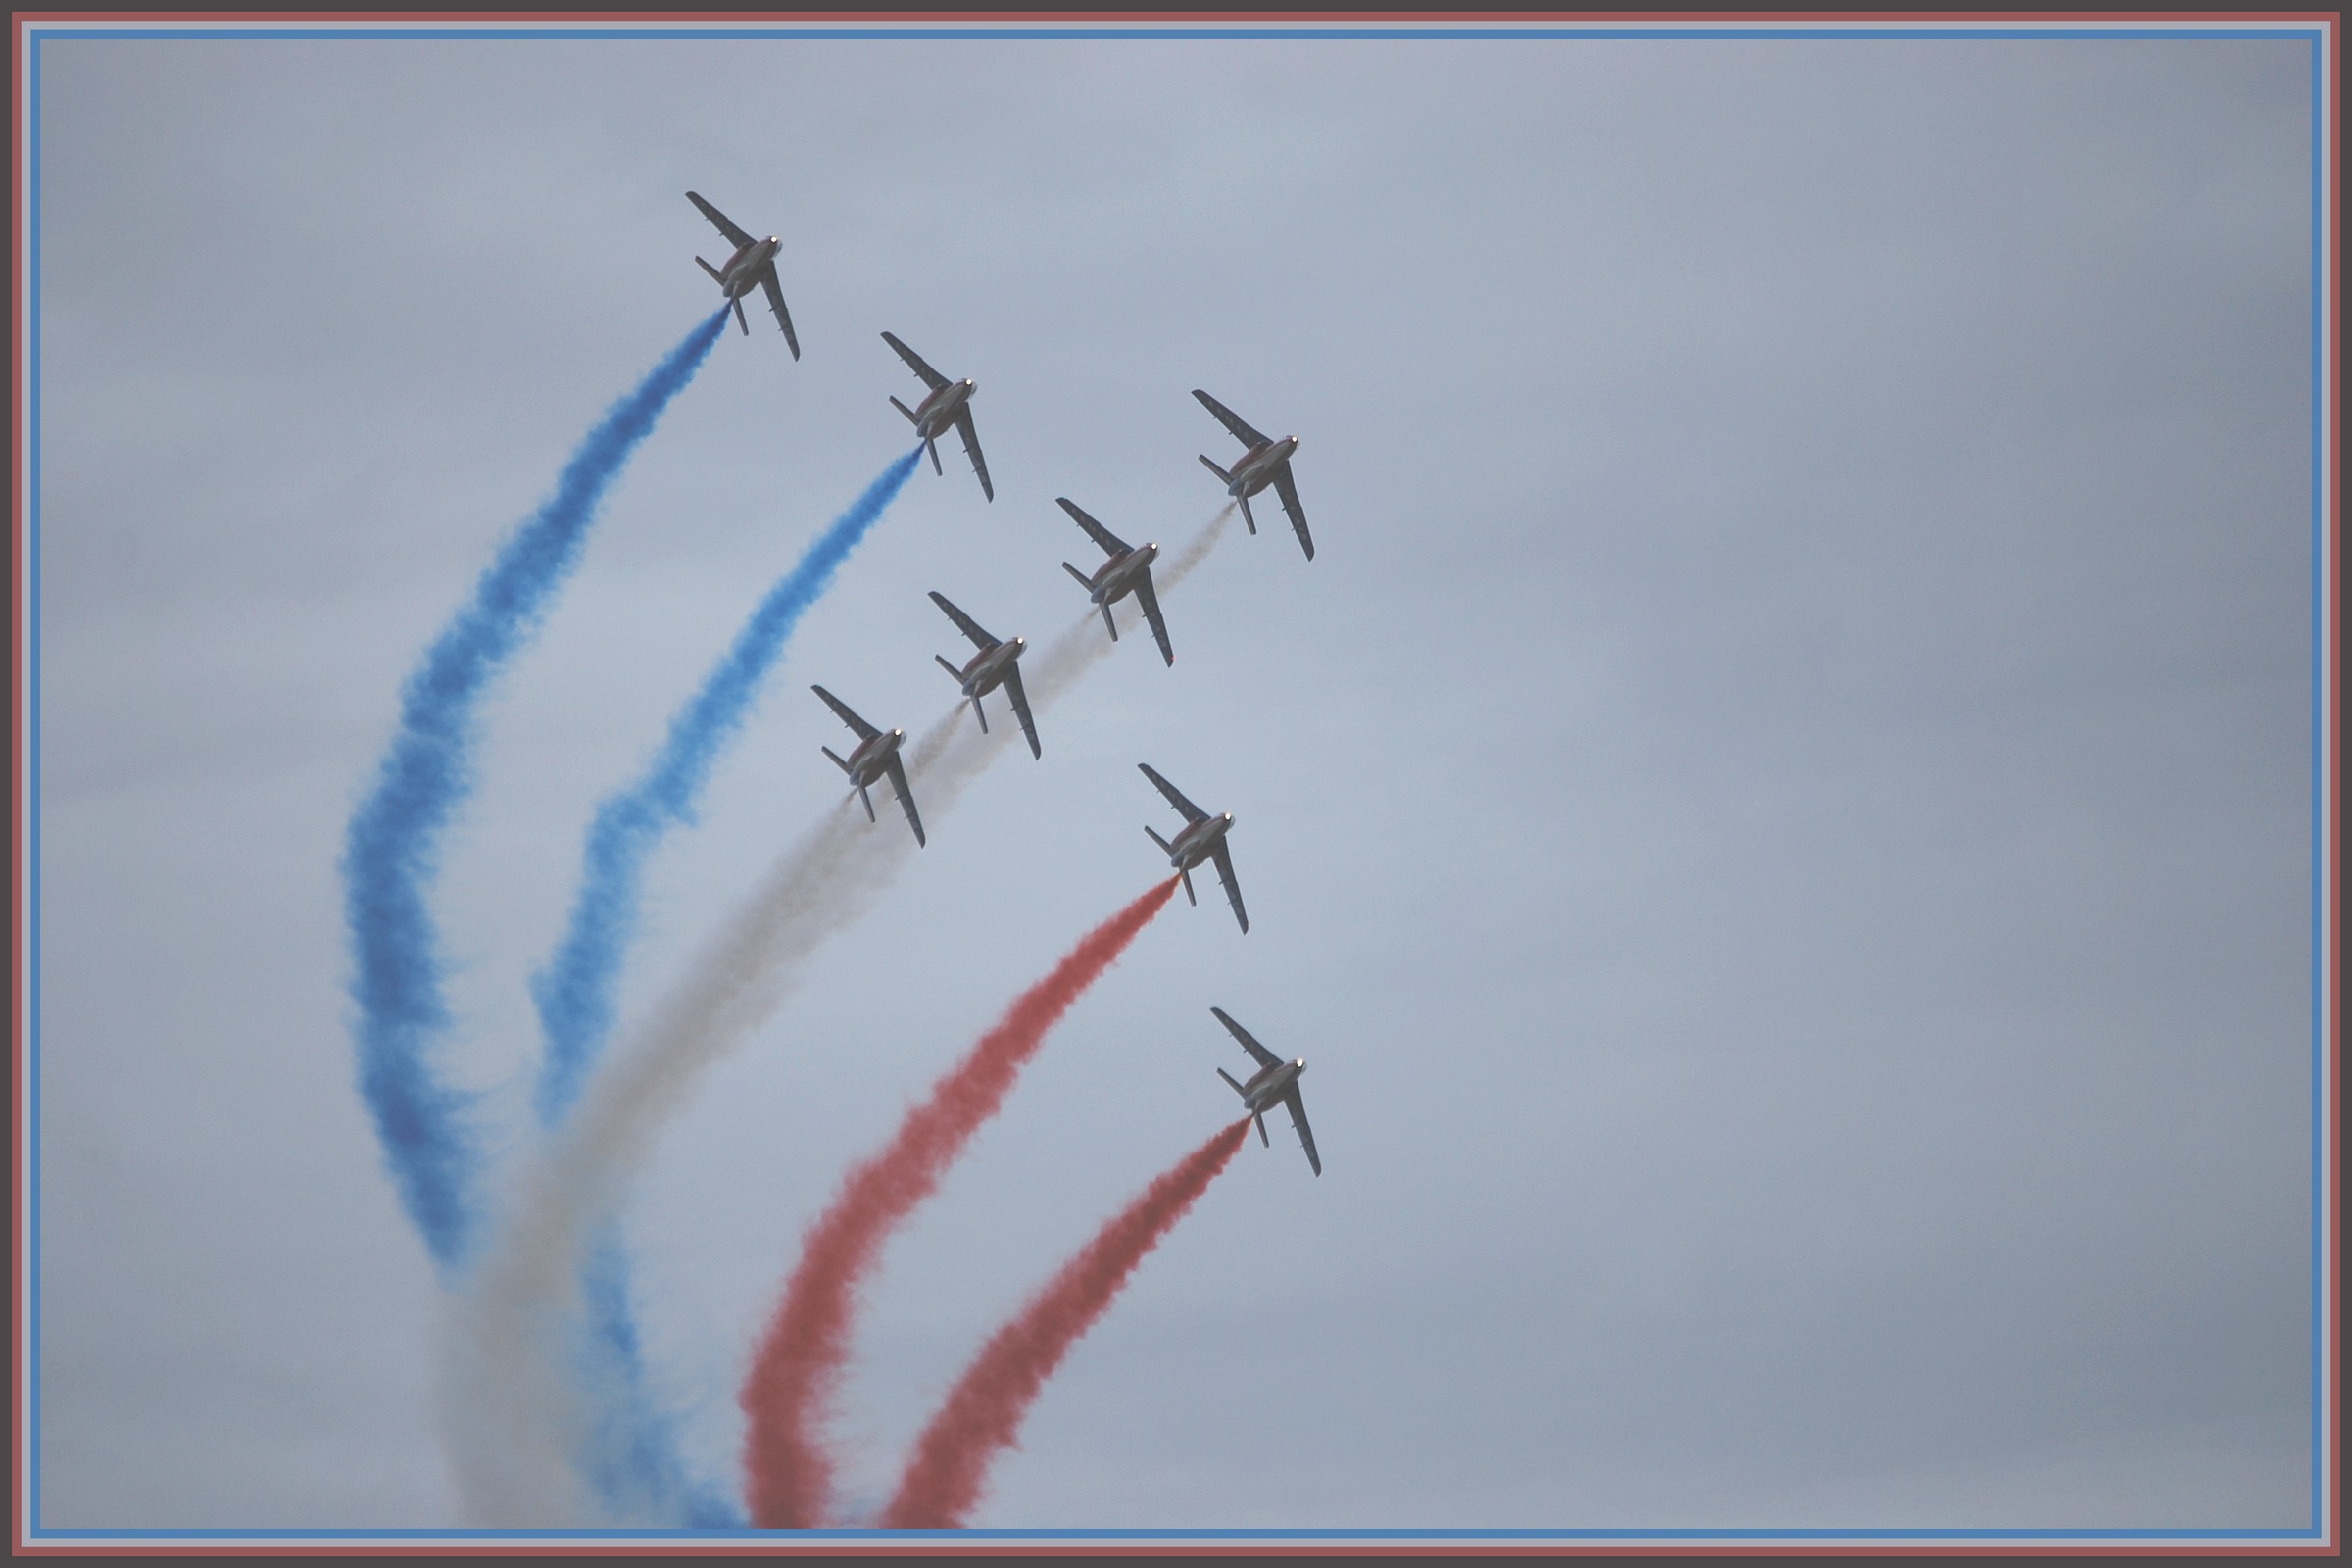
1133,568,1173,667
686,190,754,249
928,591,998,651
1001,662,1041,760
810,684,879,742
880,330,949,392
1193,388,1269,449
953,406,994,503
1056,497,1130,558
1210,1005,1282,1071
1137,762,1206,823
1282,1084,1321,1176
760,266,801,360
1271,464,1313,561
883,753,925,847
1209,838,1248,933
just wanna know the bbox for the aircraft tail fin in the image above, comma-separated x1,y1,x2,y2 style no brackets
1253,1110,1269,1147
1144,824,1174,856
1180,866,1197,906
889,394,919,424
1217,1066,1247,1098
935,654,965,683
1101,601,1119,642
820,745,851,775
925,435,943,476
1237,490,1257,536
1061,561,1094,591
1197,453,1232,484
855,781,877,823
695,255,723,283
731,294,749,335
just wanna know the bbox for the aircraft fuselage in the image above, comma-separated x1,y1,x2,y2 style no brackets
955,635,1024,697
1223,435,1300,498
840,726,906,788
1088,543,1159,605
1238,1055,1305,1115
1164,811,1234,873
910,378,977,438
717,236,782,296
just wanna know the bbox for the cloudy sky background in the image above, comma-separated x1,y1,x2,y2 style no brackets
24,25,2323,1537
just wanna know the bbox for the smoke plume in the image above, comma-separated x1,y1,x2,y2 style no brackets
444,505,1232,1521
531,447,923,1127
572,1229,745,1528
880,1119,1252,1528
339,307,729,1268
740,879,1181,1527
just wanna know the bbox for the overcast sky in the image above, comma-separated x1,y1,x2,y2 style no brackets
22,22,2325,1544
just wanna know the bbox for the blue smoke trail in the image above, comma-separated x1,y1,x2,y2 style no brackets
528,448,923,1127
340,308,730,1268
576,1230,745,1528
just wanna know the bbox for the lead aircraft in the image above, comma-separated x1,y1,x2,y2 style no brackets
1139,763,1246,933
1193,389,1310,560
1211,1006,1319,1175
686,191,799,355
883,332,993,501
811,685,924,846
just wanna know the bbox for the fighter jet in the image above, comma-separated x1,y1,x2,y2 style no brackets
1139,762,1245,932
1193,389,1311,561
929,591,1038,759
686,191,799,356
1211,1006,1318,1176
883,332,992,502
811,685,924,846
1059,498,1172,666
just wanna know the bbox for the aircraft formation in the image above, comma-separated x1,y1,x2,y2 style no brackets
689,189,1323,1174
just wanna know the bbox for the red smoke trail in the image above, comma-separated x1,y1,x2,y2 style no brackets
879,1117,1252,1529
741,877,1181,1528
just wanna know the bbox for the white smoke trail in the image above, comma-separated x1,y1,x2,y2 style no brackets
442,506,1233,1525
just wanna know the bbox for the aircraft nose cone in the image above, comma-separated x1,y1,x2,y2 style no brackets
1014,636,1025,648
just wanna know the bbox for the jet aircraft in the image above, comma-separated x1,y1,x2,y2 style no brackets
883,332,993,502
929,591,1039,759
1139,763,1245,932
1193,389,1311,560
1211,1006,1318,1176
686,191,799,355
811,685,924,846
1059,498,1173,666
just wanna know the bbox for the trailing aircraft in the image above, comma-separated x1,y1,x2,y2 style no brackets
686,190,799,355
1210,1006,1318,1175
929,591,1038,759
882,332,993,501
1059,498,1172,666
1139,763,1245,932
811,685,924,846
